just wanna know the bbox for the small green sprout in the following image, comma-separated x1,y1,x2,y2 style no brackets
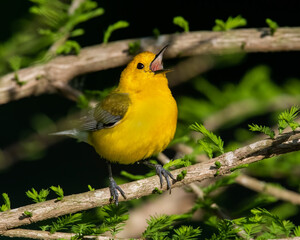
103,20,129,43
213,15,247,31
23,211,33,217
190,122,224,157
50,185,64,201
266,18,278,35
248,124,275,139
88,185,95,191
278,105,300,133
215,161,222,169
26,188,49,203
230,164,249,172
8,56,26,86
176,170,187,181
56,40,81,55
173,16,189,32
0,193,11,212
153,187,163,194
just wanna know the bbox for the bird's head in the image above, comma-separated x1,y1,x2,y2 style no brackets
119,45,171,92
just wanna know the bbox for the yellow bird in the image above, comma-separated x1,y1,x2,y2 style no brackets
54,46,178,204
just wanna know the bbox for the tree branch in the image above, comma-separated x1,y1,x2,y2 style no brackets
1,228,124,240
0,131,300,233
235,174,300,205
1,27,300,105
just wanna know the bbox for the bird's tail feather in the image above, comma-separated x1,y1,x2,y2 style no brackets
50,129,89,143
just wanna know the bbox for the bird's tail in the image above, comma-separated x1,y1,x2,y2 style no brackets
50,129,89,143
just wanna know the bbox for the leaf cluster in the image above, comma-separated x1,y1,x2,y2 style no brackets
38,203,129,238
189,122,224,158
143,214,201,240
249,105,300,138
0,193,11,212
213,15,247,31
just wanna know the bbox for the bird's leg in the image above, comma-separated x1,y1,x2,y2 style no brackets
143,160,176,193
107,161,126,205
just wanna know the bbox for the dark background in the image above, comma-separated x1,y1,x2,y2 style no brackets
0,0,300,218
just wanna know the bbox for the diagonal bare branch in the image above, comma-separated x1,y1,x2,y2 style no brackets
1,27,300,105
0,131,300,233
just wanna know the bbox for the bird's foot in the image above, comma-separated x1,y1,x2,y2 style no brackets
108,177,126,205
144,161,176,193
155,164,176,193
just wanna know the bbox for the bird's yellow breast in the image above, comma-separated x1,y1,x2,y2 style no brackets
88,90,177,164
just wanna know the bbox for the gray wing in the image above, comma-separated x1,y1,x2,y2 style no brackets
79,92,130,131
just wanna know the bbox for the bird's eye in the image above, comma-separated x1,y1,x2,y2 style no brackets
137,63,144,69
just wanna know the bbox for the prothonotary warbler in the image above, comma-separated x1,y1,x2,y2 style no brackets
54,45,178,204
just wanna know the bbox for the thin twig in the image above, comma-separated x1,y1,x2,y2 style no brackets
236,174,300,205
1,27,300,105
0,131,300,232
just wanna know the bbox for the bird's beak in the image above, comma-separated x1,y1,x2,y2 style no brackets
150,45,172,74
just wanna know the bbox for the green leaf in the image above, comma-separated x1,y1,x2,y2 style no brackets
294,226,300,236
8,56,26,86
103,21,129,43
71,223,96,236
176,170,187,181
70,28,85,37
128,40,141,55
23,211,33,217
88,185,95,191
230,164,248,172
26,188,49,203
215,161,221,169
153,28,160,38
163,158,191,170
120,170,149,180
190,122,224,155
143,214,184,239
101,205,129,237
56,40,81,55
49,213,82,233
77,94,89,109
248,123,275,139
213,15,247,31
266,18,278,35
172,225,201,240
198,139,214,159
50,185,64,201
8,56,21,71
278,105,300,133
0,193,11,212
173,16,189,32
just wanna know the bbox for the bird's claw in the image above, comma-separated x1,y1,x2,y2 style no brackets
109,177,126,205
154,164,176,193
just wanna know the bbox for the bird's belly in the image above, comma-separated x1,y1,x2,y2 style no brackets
89,97,177,164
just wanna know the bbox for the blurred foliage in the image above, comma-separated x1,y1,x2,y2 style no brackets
0,0,104,75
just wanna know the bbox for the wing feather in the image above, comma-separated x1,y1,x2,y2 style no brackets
80,92,130,131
